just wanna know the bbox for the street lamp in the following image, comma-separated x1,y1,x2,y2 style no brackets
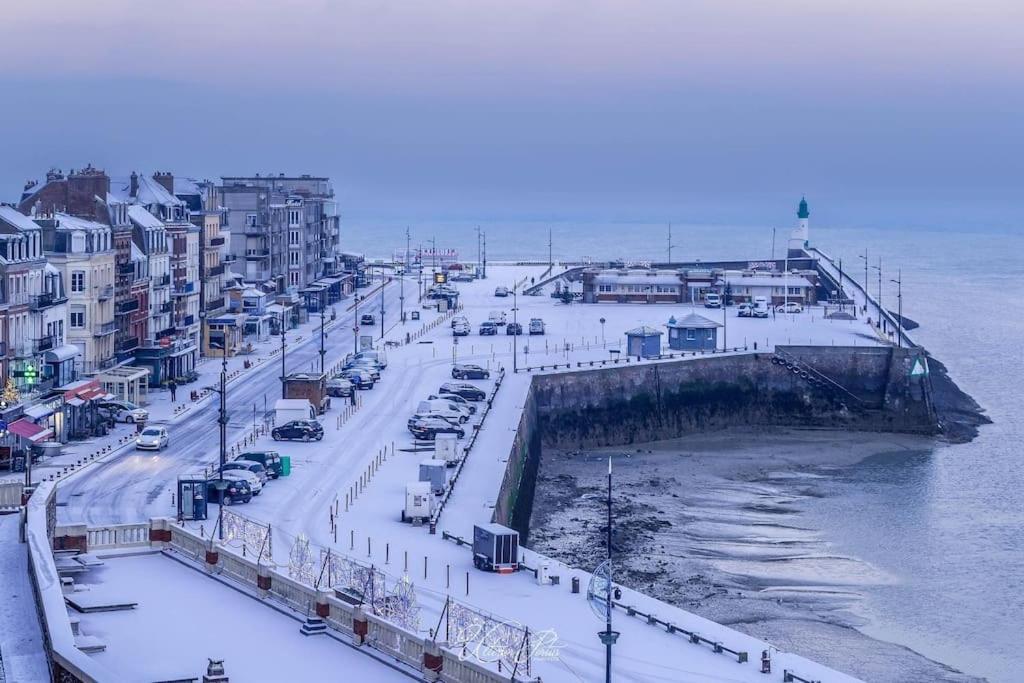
353,295,362,354
279,311,287,399
599,317,606,348
891,269,903,348
512,285,518,373
858,248,869,314
871,259,883,328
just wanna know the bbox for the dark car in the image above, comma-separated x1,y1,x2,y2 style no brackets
408,416,465,440
478,321,497,336
505,322,522,336
360,313,376,325
205,477,253,506
439,382,487,401
237,451,282,479
340,368,375,389
272,420,324,442
452,364,491,380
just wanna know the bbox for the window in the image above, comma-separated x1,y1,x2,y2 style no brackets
70,306,86,328
246,213,258,228
788,286,801,295
289,209,300,226
686,329,696,340
71,271,85,292
706,330,714,340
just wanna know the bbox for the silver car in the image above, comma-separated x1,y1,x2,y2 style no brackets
135,426,169,451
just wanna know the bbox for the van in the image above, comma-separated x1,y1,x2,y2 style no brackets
416,399,469,423
274,398,316,424
704,293,722,308
488,311,507,326
752,296,770,318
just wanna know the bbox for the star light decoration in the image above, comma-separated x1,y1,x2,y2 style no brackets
221,509,273,565
377,573,421,631
288,533,316,585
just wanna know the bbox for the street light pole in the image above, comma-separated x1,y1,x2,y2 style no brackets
218,333,227,540
279,312,287,398
380,271,386,340
871,259,883,328
512,286,518,373
599,455,618,683
353,295,360,354
891,269,903,348
319,304,326,375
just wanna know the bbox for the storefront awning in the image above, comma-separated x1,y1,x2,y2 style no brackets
44,344,81,364
24,404,56,420
66,397,85,407
8,419,54,443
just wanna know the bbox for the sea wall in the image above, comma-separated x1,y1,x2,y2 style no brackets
495,345,938,538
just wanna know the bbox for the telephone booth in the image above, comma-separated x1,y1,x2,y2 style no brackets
177,474,208,521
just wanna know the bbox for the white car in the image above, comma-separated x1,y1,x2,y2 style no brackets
704,293,722,308
528,318,545,335
775,302,804,314
494,286,510,297
100,400,149,424
219,468,263,495
451,315,469,329
135,426,169,451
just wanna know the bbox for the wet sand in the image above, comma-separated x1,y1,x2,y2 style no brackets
527,428,984,683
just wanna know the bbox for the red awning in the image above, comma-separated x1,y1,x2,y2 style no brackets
8,419,54,443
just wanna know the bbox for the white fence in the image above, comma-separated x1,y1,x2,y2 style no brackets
86,523,149,550
0,481,22,510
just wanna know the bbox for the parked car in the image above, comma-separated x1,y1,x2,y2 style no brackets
360,313,376,325
236,451,282,479
343,360,381,381
451,315,469,328
494,286,510,297
452,364,491,380
752,296,770,318
776,302,804,313
488,311,507,325
417,399,470,423
348,350,388,369
478,321,497,336
429,393,477,414
704,293,722,308
453,321,471,336
506,322,523,335
408,416,465,440
205,477,252,506
439,382,487,401
340,368,375,389
98,400,149,424
327,377,354,397
135,426,169,451
737,303,754,317
528,318,545,335
219,467,263,495
272,420,324,442
223,459,269,485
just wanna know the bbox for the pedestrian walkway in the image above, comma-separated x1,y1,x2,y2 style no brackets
0,514,49,683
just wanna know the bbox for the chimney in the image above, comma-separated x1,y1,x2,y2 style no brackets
130,171,139,198
153,171,174,194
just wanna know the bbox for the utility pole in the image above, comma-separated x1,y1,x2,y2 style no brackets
598,455,619,683
859,248,869,314
476,226,482,277
218,333,227,540
401,227,410,323
667,223,678,264
548,227,553,272
871,258,883,327
279,312,287,398
353,295,360,354
512,285,518,373
318,303,326,374
482,232,487,280
431,236,438,283
417,243,423,300
771,227,776,260
891,269,903,348
380,269,386,340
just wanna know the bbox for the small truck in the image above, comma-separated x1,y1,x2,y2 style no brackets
283,373,329,414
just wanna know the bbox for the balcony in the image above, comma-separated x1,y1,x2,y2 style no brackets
29,293,68,310
172,282,196,296
32,335,55,353
183,314,196,327
96,284,114,300
204,296,226,313
94,321,117,336
245,250,269,260
117,299,140,314
161,301,174,313
210,236,226,247
207,264,225,277
223,254,238,263
118,337,140,352
118,262,136,276
153,274,171,287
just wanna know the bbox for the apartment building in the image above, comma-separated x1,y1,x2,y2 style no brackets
175,178,229,356
218,174,340,290
0,206,73,393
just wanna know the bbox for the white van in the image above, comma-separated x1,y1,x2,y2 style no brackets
704,293,722,308
274,398,316,424
488,311,507,326
417,399,469,423
752,296,770,318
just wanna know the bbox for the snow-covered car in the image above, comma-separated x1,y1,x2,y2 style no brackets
453,321,471,336
205,477,252,506
360,313,376,325
219,467,263,495
528,318,545,335
135,426,169,451
488,311,507,325
350,350,387,369
752,296,770,318
494,286,510,297
439,382,487,401
737,303,754,317
340,368,375,389
343,359,381,381
704,293,722,308
478,321,497,336
417,399,470,423
99,400,149,424
408,416,465,440
452,364,490,380
775,302,804,314
222,460,269,485
451,315,469,329
327,377,354,397
506,322,522,335
429,393,477,414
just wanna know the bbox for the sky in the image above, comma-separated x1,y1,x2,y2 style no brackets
0,1,1021,227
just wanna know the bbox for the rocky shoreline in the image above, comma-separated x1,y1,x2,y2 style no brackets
527,429,986,683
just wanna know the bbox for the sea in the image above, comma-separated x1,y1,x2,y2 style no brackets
343,218,1023,682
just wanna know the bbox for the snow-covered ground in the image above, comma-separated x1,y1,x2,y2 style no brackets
0,514,49,682
27,264,887,681
74,551,410,682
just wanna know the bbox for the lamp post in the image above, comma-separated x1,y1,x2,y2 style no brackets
380,271,386,340
600,317,606,348
279,311,287,399
598,456,619,683
858,248,869,312
218,328,227,540
353,295,361,354
891,269,903,348
512,285,518,373
318,299,326,374
871,259,883,327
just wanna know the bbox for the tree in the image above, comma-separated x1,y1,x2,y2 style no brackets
2,379,19,406
558,289,574,305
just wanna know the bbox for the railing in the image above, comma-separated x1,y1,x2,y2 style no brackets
86,523,150,550
117,337,140,352
116,299,140,314
33,335,55,353
204,296,226,312
161,301,174,313
207,264,225,276
94,321,116,336
96,284,114,300
173,282,196,296
210,236,226,247
153,274,171,287
117,262,135,275
30,293,68,310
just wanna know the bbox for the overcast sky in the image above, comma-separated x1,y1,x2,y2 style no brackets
0,1,1021,226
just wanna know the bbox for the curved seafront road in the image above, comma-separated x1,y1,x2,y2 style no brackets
58,281,406,525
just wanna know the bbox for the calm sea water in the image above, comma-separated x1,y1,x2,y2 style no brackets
346,218,1022,681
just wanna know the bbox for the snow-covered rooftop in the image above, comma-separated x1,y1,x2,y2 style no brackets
0,205,39,232
126,204,163,229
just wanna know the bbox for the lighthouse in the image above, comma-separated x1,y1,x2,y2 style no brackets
788,197,810,257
